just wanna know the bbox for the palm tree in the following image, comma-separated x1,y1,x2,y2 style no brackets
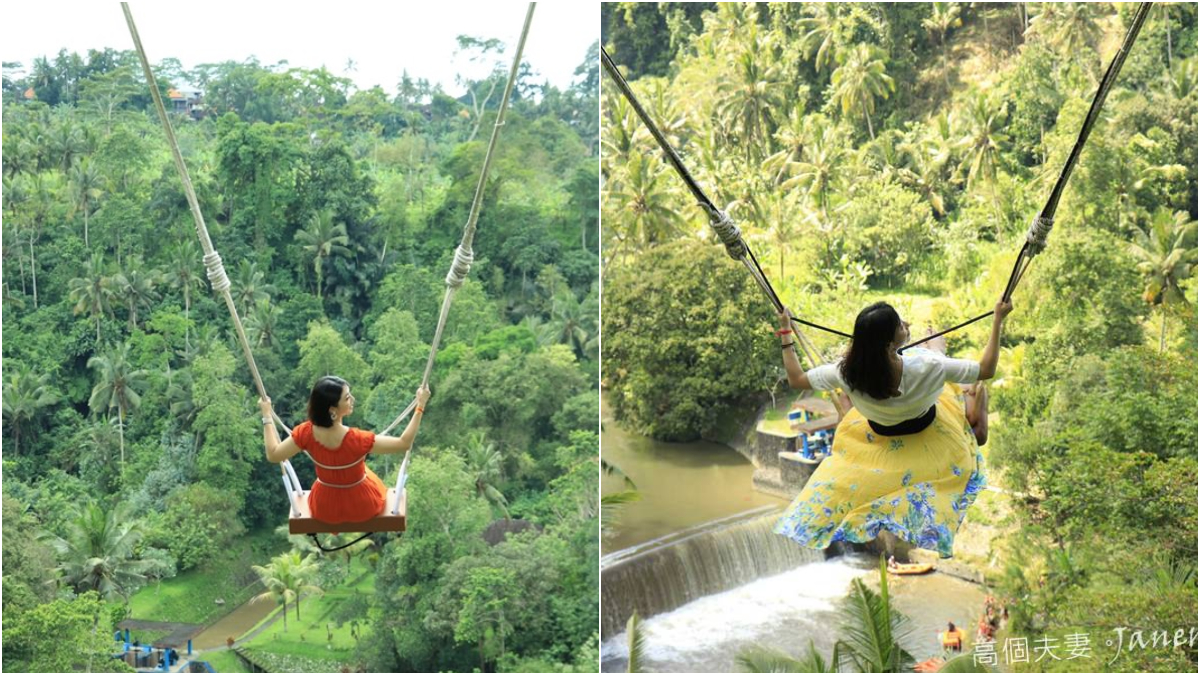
2,366,58,456
782,120,847,217
601,459,640,539
626,611,647,673
68,158,103,247
232,260,277,315
22,171,62,309
251,551,323,631
548,291,594,358
465,432,510,519
167,240,204,350
923,2,963,87
799,3,846,74
1027,2,1103,64
41,501,150,602
87,342,147,465
829,44,895,140
716,30,786,162
1129,209,1198,351
295,211,351,301
245,298,282,349
959,92,1008,213
610,153,685,253
163,367,200,432
736,642,837,672
47,120,85,173
114,257,162,330
68,253,116,343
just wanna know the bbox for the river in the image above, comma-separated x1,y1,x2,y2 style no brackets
600,394,783,554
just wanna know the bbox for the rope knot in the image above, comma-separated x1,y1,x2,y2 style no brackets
202,251,231,292
702,205,748,260
445,244,474,288
1025,214,1055,255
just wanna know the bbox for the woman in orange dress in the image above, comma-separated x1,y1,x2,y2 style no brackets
258,376,431,524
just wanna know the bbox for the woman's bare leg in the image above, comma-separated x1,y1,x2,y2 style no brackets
965,383,989,446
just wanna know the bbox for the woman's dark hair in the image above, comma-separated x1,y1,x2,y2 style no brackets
307,376,348,427
948,622,956,631
839,302,902,399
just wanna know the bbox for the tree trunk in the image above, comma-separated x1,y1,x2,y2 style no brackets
117,407,125,465
1159,307,1168,353
1166,15,1172,69
29,236,38,309
184,288,191,350
84,207,90,247
865,109,875,140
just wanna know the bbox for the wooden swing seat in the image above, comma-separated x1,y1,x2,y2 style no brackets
288,488,407,535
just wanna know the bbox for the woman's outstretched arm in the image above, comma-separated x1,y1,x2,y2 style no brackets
374,385,432,454
977,299,1013,380
259,398,301,463
779,310,813,390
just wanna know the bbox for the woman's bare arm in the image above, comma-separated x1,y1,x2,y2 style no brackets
779,310,814,390
372,385,431,455
259,398,302,463
977,300,1013,380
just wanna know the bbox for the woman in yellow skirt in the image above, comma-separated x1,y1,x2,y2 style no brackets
774,299,1012,558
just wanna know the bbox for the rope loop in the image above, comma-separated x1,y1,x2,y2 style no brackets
445,244,475,288
703,205,749,260
1025,215,1055,256
203,251,231,292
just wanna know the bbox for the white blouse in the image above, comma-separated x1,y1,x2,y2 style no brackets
805,348,980,426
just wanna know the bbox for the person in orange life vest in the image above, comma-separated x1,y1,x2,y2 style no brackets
259,376,431,524
940,621,966,652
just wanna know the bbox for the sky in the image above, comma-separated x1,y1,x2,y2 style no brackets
2,3,597,94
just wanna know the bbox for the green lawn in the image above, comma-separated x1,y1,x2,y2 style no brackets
128,529,287,625
194,650,250,673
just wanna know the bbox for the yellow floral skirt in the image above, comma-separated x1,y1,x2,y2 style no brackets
774,384,986,558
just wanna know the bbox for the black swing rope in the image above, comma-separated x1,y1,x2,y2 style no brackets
601,1,1152,353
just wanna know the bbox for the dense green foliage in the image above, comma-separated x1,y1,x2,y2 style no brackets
601,3,1196,672
3,32,599,673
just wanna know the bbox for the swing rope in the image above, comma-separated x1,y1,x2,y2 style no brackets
123,1,536,526
600,0,1152,355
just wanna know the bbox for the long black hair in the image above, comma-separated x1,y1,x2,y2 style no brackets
839,302,902,399
307,375,348,427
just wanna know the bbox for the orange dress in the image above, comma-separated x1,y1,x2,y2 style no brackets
290,421,387,524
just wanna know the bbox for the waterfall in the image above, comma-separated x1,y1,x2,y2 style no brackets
601,507,825,636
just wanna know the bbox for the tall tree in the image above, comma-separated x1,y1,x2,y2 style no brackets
2,366,58,456
114,257,162,330
166,240,204,350
716,28,786,162
464,431,510,518
1129,209,1198,351
232,259,277,316
68,157,103,246
87,342,147,465
923,2,963,87
68,252,116,343
41,501,150,601
295,210,351,302
1028,1,1103,64
829,43,895,139
251,551,323,631
959,91,1008,207
609,153,684,257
